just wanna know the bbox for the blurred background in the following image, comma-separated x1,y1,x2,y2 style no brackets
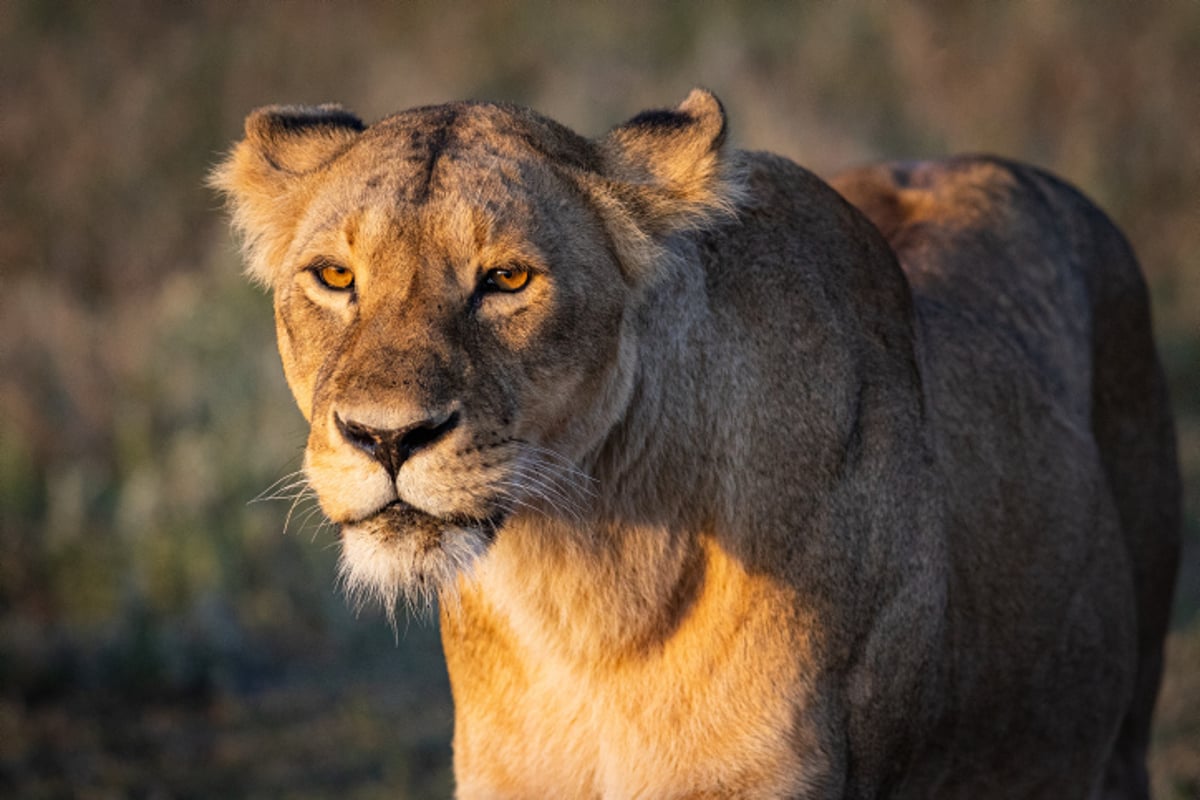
1,1,1197,797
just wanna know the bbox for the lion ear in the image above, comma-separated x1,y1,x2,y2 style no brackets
210,105,364,285
241,105,366,173
588,89,744,283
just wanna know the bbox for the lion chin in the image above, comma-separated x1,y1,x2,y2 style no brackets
337,502,502,615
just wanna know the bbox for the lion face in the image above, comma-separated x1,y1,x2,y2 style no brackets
213,93,739,607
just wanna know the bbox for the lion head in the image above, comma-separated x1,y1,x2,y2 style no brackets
212,90,743,611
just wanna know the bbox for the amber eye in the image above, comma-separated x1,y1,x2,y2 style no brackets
484,266,531,293
313,262,355,291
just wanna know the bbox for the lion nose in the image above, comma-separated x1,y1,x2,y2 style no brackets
334,409,460,478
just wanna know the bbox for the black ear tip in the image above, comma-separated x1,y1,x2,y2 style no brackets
624,108,695,132
244,104,365,142
616,88,727,145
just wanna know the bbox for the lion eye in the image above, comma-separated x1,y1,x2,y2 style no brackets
313,262,355,291
484,266,530,293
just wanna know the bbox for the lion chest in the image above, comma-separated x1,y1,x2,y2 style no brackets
442,546,831,799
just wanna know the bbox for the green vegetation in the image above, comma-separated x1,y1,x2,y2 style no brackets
1,2,1196,796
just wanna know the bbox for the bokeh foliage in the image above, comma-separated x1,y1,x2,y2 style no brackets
1,1,1197,796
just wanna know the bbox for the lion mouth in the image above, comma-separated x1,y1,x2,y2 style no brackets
362,498,508,540
335,497,506,612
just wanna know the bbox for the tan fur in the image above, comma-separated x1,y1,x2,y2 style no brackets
213,92,1179,798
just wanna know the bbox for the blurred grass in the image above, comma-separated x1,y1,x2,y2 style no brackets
0,1,1197,796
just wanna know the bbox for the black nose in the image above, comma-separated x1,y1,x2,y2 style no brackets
334,410,460,478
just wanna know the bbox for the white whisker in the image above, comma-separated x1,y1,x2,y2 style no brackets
249,469,308,504
516,443,598,490
294,503,329,537
504,467,582,512
283,487,320,535
497,478,585,523
513,458,595,512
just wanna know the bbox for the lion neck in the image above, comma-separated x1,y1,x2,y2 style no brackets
467,252,754,663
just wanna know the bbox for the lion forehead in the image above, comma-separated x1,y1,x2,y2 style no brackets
290,122,585,267
332,102,595,202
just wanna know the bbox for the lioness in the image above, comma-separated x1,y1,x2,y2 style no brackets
212,90,1180,798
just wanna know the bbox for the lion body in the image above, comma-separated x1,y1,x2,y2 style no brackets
214,93,1179,798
